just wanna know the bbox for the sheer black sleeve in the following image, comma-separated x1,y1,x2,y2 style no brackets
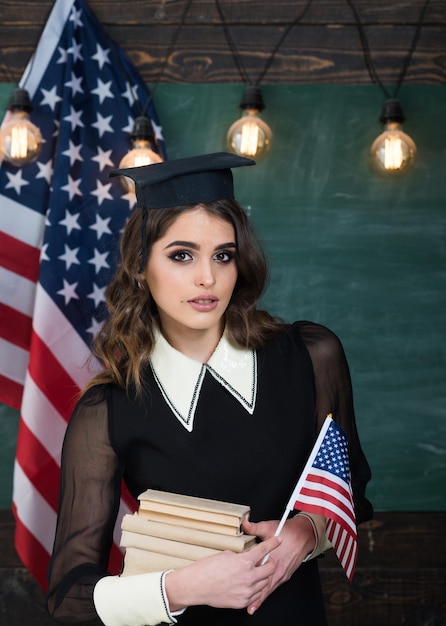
297,321,373,525
47,387,123,624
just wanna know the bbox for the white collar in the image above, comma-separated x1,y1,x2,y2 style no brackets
150,328,257,432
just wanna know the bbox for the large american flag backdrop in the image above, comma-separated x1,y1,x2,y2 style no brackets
288,416,358,582
0,0,165,589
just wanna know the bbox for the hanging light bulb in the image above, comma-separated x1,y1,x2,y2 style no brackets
226,86,272,160
0,88,42,167
369,99,416,175
118,116,163,192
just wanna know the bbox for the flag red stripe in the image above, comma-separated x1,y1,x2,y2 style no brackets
333,536,355,582
338,535,357,581
296,499,357,582
347,542,358,577
0,372,23,409
338,533,352,566
0,302,33,349
326,521,357,583
305,473,353,506
28,331,80,421
13,503,50,591
15,426,128,578
333,527,348,560
15,420,61,511
296,499,356,537
326,521,357,554
0,231,40,282
108,542,124,576
298,483,356,525
121,481,138,513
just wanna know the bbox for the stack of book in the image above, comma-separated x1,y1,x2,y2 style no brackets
120,489,257,575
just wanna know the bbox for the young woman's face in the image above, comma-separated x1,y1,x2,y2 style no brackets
143,207,238,340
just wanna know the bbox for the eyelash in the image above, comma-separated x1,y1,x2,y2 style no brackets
168,250,235,263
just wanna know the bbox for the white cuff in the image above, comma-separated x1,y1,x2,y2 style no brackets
93,571,176,626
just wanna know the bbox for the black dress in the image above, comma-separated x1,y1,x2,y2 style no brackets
47,321,373,625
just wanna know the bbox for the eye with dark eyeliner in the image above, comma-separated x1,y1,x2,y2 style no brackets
168,250,193,262
214,250,235,263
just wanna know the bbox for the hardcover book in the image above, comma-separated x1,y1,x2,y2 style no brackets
120,490,255,576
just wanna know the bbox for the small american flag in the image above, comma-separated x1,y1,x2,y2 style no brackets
0,0,165,589
282,416,358,582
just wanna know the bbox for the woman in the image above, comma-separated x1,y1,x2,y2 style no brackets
47,153,372,625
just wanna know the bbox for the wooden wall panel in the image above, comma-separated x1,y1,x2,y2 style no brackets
0,0,445,84
1,510,445,625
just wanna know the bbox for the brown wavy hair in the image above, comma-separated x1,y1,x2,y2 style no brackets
85,199,284,394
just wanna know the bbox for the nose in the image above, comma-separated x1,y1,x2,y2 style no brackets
195,259,216,288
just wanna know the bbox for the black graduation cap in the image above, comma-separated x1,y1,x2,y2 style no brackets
109,152,255,272
109,152,255,210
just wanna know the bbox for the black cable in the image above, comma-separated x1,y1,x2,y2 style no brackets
394,0,431,98
105,0,194,117
215,0,313,86
215,0,250,85
141,0,195,115
346,0,431,100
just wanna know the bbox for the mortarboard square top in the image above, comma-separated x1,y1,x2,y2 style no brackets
110,152,255,210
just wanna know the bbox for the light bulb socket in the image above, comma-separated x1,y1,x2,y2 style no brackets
239,86,265,112
380,98,405,124
130,116,155,142
8,88,33,113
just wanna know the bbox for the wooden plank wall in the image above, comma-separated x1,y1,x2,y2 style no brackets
1,510,445,625
0,0,445,85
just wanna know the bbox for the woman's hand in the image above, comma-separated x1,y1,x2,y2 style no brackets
165,535,282,614
240,515,318,612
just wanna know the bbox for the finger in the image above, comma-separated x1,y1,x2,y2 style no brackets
242,519,262,536
242,518,272,537
247,582,271,615
252,535,282,565
243,518,281,542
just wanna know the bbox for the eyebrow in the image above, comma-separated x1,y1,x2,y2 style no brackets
164,240,237,251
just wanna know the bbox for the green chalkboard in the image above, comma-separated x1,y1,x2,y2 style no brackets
1,84,445,511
